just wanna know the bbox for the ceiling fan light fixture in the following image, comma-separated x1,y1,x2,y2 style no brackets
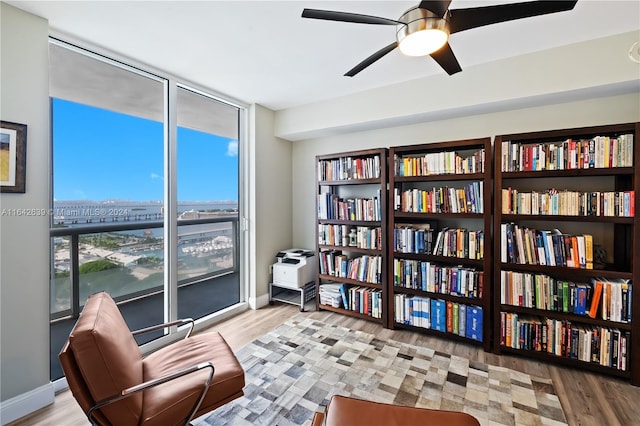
302,0,579,76
397,7,449,57
399,29,448,56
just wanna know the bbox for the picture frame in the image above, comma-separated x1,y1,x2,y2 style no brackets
0,121,27,193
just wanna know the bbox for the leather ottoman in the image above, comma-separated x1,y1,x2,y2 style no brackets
311,395,481,426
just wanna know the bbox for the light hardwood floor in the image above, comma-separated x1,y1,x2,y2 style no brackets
9,304,640,426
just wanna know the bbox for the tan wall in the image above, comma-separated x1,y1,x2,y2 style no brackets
248,105,293,307
291,93,640,249
0,3,52,405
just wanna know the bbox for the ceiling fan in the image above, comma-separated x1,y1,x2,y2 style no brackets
302,0,578,77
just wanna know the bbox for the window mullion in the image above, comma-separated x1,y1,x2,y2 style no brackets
164,80,178,326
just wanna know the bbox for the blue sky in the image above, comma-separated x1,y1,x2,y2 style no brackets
52,98,238,202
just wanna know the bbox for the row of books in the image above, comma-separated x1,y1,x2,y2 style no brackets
393,182,484,214
394,148,486,177
318,250,382,284
318,224,382,250
394,294,483,342
501,188,635,217
500,224,593,269
393,259,483,299
317,155,381,181
393,224,435,254
319,283,382,318
433,228,484,260
317,190,383,221
500,313,629,371
500,134,634,172
500,271,632,323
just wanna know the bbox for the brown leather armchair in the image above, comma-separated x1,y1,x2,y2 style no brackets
59,292,245,425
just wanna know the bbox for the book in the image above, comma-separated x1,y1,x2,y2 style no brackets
339,284,350,309
419,297,431,328
576,235,586,268
564,235,575,268
466,305,483,342
500,223,508,263
550,229,564,266
540,230,554,266
588,280,603,318
459,304,467,337
452,302,460,335
446,301,454,333
575,284,588,315
583,234,593,269
431,299,446,332
536,231,547,266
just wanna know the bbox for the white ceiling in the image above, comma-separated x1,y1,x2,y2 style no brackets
7,0,640,111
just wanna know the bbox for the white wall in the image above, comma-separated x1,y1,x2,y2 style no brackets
248,105,293,308
277,31,640,141
0,2,54,421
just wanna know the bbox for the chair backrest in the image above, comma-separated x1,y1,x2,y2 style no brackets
59,292,143,425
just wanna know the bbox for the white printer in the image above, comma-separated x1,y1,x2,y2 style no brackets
272,249,317,289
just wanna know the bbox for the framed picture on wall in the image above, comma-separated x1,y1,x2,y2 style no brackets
0,121,27,193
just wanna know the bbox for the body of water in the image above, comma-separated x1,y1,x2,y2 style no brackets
52,200,238,226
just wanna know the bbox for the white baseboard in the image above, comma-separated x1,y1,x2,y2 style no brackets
249,293,270,310
0,383,54,425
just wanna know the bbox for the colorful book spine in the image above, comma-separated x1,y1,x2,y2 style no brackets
466,306,483,342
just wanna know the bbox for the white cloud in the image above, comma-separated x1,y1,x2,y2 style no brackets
150,173,163,180
226,140,238,157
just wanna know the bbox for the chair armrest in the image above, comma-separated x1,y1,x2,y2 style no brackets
311,411,326,426
87,361,214,425
132,318,195,338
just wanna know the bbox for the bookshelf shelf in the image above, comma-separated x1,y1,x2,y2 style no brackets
396,252,484,267
317,219,383,226
394,322,484,345
316,149,389,326
395,211,485,220
501,167,634,179
494,122,639,385
317,304,385,324
317,274,384,289
500,214,634,224
318,178,381,186
395,286,483,306
393,172,485,182
498,263,633,278
317,245,381,255
499,346,632,379
499,304,633,330
389,138,492,351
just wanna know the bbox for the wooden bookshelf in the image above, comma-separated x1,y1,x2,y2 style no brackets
315,149,389,327
493,122,639,385
388,138,492,351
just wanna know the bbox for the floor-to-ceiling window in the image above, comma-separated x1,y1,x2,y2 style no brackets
176,87,241,320
49,39,246,381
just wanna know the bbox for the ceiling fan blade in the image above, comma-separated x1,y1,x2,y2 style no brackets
345,42,398,77
418,1,452,18
302,9,400,25
449,0,578,34
429,42,462,75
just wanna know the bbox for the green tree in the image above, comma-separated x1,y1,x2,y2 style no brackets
79,259,119,274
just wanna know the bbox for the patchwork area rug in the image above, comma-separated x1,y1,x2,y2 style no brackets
197,316,567,426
